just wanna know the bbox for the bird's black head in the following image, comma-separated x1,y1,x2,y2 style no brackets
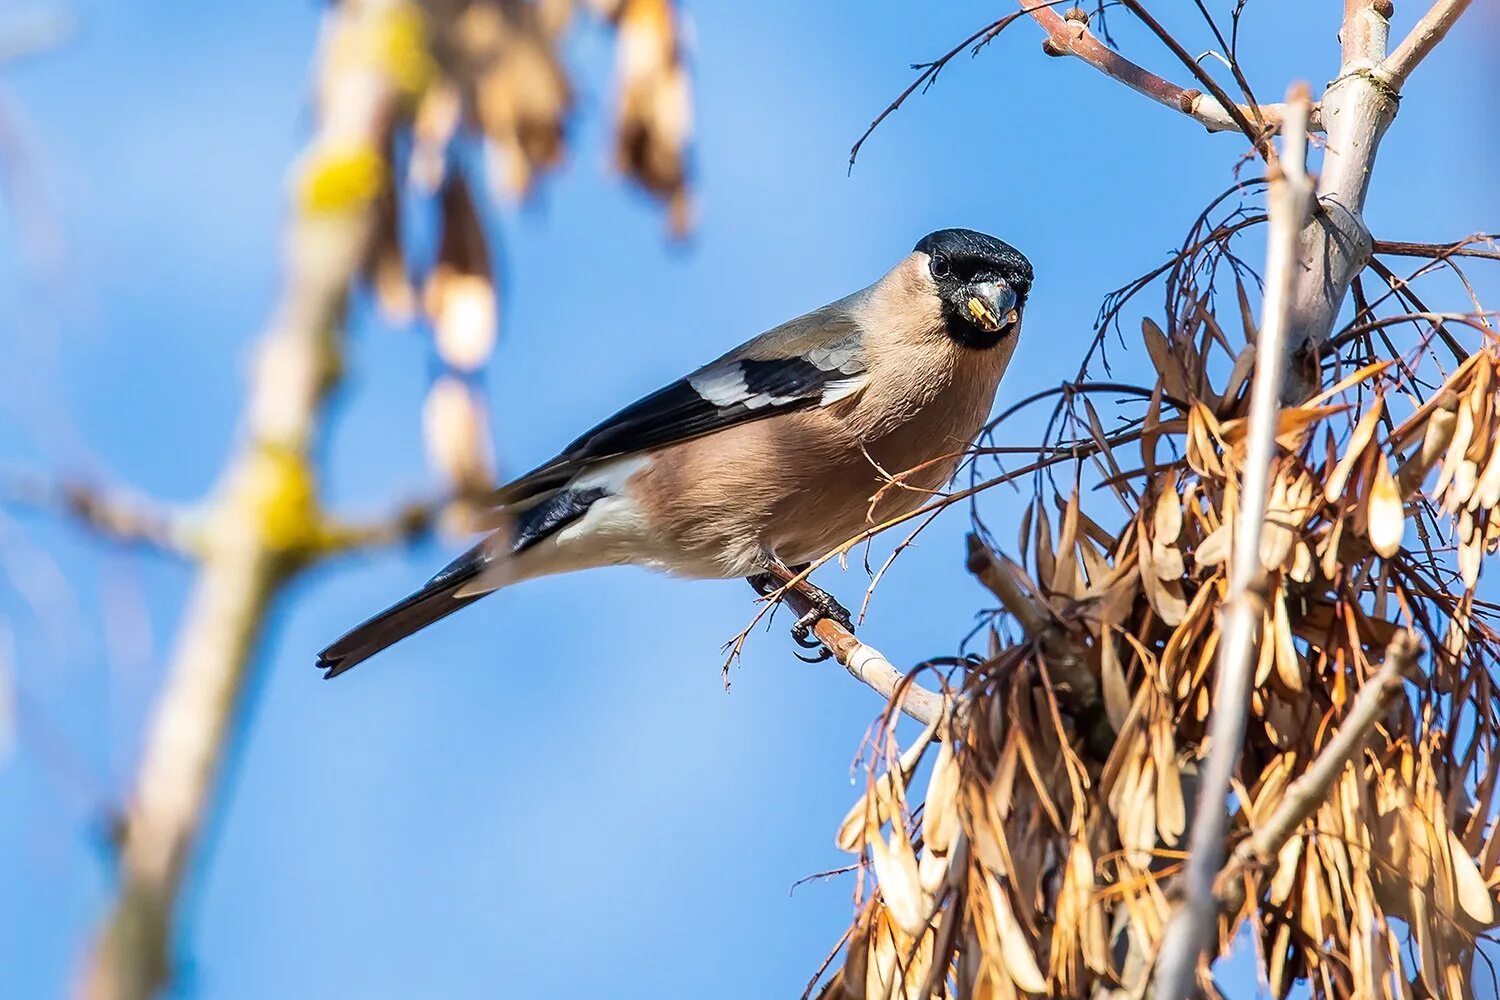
914,228,1033,350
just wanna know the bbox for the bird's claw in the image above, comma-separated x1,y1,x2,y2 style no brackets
744,565,852,663
792,610,833,662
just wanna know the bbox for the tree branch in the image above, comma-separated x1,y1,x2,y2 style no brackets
315,500,439,558
1019,4,1322,137
1151,83,1315,1000
1281,0,1465,377
1382,0,1474,87
80,3,422,997
1373,234,1500,262
781,586,947,729
966,532,1110,754
966,532,1049,635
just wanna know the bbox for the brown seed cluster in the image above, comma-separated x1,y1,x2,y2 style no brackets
822,296,1500,997
351,1,694,523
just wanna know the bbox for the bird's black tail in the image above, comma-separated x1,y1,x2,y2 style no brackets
317,544,490,679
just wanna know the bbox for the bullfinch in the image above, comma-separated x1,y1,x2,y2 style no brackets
318,228,1032,677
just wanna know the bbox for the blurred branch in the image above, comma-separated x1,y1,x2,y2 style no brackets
3,477,196,556
80,3,428,998
1152,83,1315,1000
1216,631,1424,913
1019,3,1321,139
316,499,439,558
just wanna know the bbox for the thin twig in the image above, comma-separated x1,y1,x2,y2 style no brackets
848,10,1033,169
1115,0,1272,158
1373,235,1500,263
1019,3,1321,138
1152,83,1315,1000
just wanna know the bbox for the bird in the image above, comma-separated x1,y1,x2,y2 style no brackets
318,228,1033,678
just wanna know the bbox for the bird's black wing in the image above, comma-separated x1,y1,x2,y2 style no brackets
492,317,868,505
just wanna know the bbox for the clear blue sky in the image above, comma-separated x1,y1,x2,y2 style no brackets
0,2,1495,997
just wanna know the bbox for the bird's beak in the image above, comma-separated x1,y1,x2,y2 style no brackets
964,281,1019,334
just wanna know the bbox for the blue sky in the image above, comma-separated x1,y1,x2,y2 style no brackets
0,2,1496,997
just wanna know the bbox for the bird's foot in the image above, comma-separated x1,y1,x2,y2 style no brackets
746,561,853,663
747,571,779,598
789,580,853,663
791,610,832,662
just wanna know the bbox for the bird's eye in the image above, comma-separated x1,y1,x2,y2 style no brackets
930,256,951,279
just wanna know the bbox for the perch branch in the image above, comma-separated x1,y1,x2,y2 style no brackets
801,605,944,728
777,586,946,729
1216,632,1423,912
1151,83,1315,1000
80,3,419,998
1018,3,1321,138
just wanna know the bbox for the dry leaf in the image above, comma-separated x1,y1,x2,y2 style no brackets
1367,457,1404,558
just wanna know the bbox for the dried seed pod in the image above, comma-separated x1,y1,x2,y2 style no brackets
985,874,1048,994
454,1,572,199
868,818,929,936
1327,397,1384,503
1434,402,1474,501
924,740,961,855
1366,457,1404,558
410,78,462,192
1473,444,1500,512
1260,471,1296,573
423,375,495,495
606,0,693,235
1398,406,1457,497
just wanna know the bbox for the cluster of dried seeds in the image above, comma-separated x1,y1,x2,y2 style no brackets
350,0,693,520
821,300,1500,999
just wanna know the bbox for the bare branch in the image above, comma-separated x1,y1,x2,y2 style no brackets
3,477,196,556
1373,234,1500,262
965,532,1049,635
1152,83,1316,1000
849,12,1023,169
1019,3,1322,138
1281,0,1409,371
1383,0,1474,87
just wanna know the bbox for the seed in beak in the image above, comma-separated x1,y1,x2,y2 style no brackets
966,296,1002,332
